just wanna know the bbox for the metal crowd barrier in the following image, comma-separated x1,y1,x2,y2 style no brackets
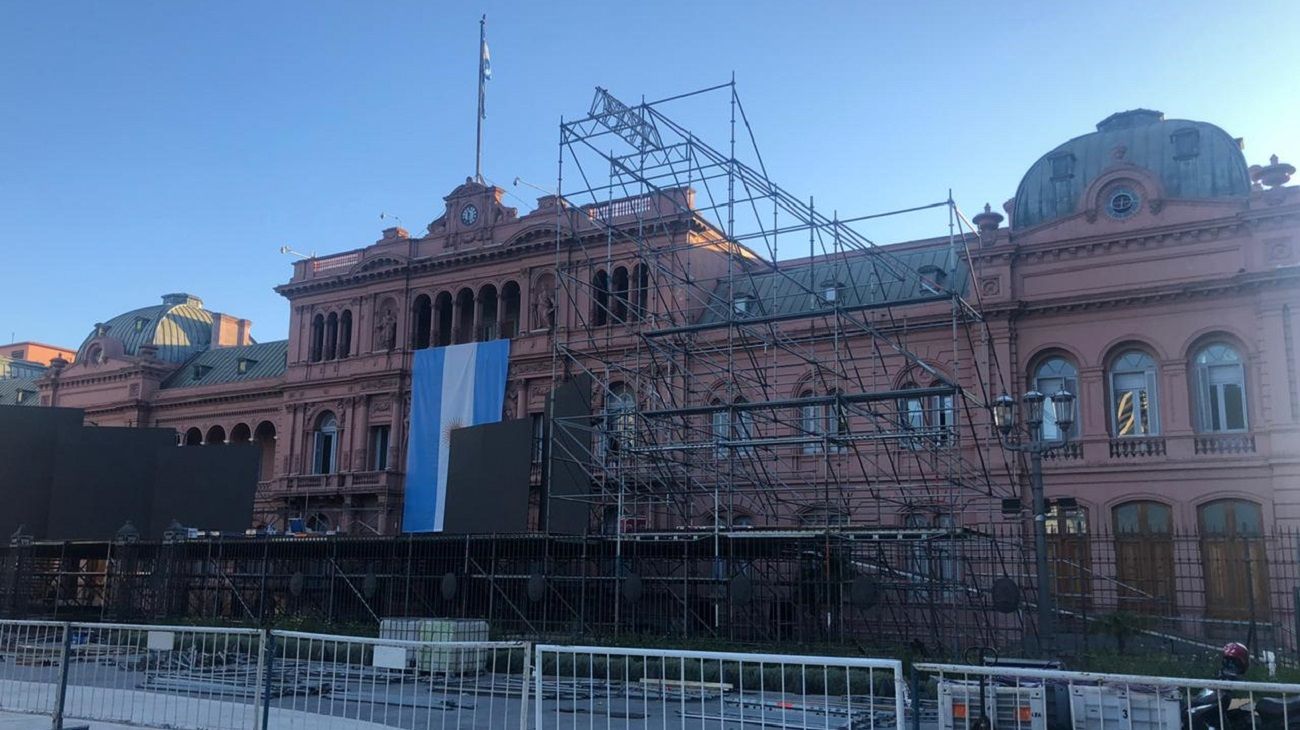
534,643,907,729
267,630,530,730
0,619,66,717
914,662,1300,730
7,616,1300,730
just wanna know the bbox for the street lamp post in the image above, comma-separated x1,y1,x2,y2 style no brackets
993,388,1077,655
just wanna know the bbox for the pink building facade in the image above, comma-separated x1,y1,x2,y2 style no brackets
20,108,1296,602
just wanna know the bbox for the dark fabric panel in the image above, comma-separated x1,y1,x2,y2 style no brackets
151,444,259,538
0,406,84,538
46,427,174,540
442,419,531,534
546,375,593,535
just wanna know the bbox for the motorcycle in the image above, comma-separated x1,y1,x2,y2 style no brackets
1188,643,1300,730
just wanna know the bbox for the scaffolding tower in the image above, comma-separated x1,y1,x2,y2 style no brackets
545,82,1014,534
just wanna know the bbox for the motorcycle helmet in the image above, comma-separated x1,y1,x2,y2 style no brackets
1221,642,1250,676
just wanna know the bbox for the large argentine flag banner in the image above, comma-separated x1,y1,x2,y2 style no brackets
403,340,511,532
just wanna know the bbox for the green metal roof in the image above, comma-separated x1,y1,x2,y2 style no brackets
699,245,965,325
1012,110,1250,230
160,340,288,390
77,294,214,365
0,377,40,407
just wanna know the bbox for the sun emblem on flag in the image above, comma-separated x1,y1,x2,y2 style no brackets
441,417,465,448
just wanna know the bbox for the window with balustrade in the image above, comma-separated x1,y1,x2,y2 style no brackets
1192,342,1248,433
1108,349,1159,437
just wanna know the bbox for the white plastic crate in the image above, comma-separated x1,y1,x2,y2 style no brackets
378,618,490,673
1069,684,1182,730
938,679,984,730
939,680,1047,730
993,685,1047,730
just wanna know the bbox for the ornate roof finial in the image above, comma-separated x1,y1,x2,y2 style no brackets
1253,154,1295,189
973,202,1005,237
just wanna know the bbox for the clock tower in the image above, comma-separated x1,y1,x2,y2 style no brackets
431,177,518,247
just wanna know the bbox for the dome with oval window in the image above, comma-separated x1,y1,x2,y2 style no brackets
1011,109,1250,230
75,293,215,365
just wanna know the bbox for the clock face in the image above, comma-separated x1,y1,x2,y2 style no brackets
460,204,479,226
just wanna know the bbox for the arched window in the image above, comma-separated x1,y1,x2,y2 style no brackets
798,503,850,528
434,292,454,346
1199,499,1269,619
904,512,959,598
898,383,926,451
254,421,277,481
86,344,105,365
1114,501,1174,614
324,312,338,361
734,400,757,456
602,383,635,457
184,427,203,446
501,281,521,338
1193,343,1248,432
338,310,352,358
411,295,432,349
205,424,226,445
611,266,629,323
1046,503,1090,608
592,270,610,327
477,284,498,341
1033,356,1079,440
632,264,649,321
309,314,324,362
312,412,339,474
929,383,954,447
455,288,474,344
798,390,824,455
1109,349,1159,437
711,400,729,458
230,423,251,443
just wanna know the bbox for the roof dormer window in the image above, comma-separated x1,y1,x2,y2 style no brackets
237,358,256,374
16,389,32,404
917,265,948,294
1172,127,1200,161
819,281,843,305
94,323,111,337
1049,152,1076,181
733,294,756,317
192,364,212,381
134,317,149,333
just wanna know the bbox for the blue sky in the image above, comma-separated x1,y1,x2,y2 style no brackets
2,1,1296,349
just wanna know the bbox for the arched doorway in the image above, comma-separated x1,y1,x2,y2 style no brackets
184,427,202,446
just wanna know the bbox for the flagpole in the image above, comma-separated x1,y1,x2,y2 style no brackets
475,14,486,184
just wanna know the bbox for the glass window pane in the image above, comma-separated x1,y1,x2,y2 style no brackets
1147,504,1171,533
1223,384,1246,430
1208,385,1223,431
1200,502,1227,535
1114,504,1139,534
1233,502,1262,536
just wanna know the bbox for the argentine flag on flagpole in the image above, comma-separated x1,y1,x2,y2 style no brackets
403,340,511,532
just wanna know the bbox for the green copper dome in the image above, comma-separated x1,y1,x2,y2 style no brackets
77,293,214,364
1012,110,1250,230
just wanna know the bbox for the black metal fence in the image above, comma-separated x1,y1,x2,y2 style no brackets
2,528,1297,661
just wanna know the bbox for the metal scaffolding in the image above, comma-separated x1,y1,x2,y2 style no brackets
546,82,1011,534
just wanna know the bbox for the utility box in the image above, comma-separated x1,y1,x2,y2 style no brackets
378,618,490,673
1069,684,1181,730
